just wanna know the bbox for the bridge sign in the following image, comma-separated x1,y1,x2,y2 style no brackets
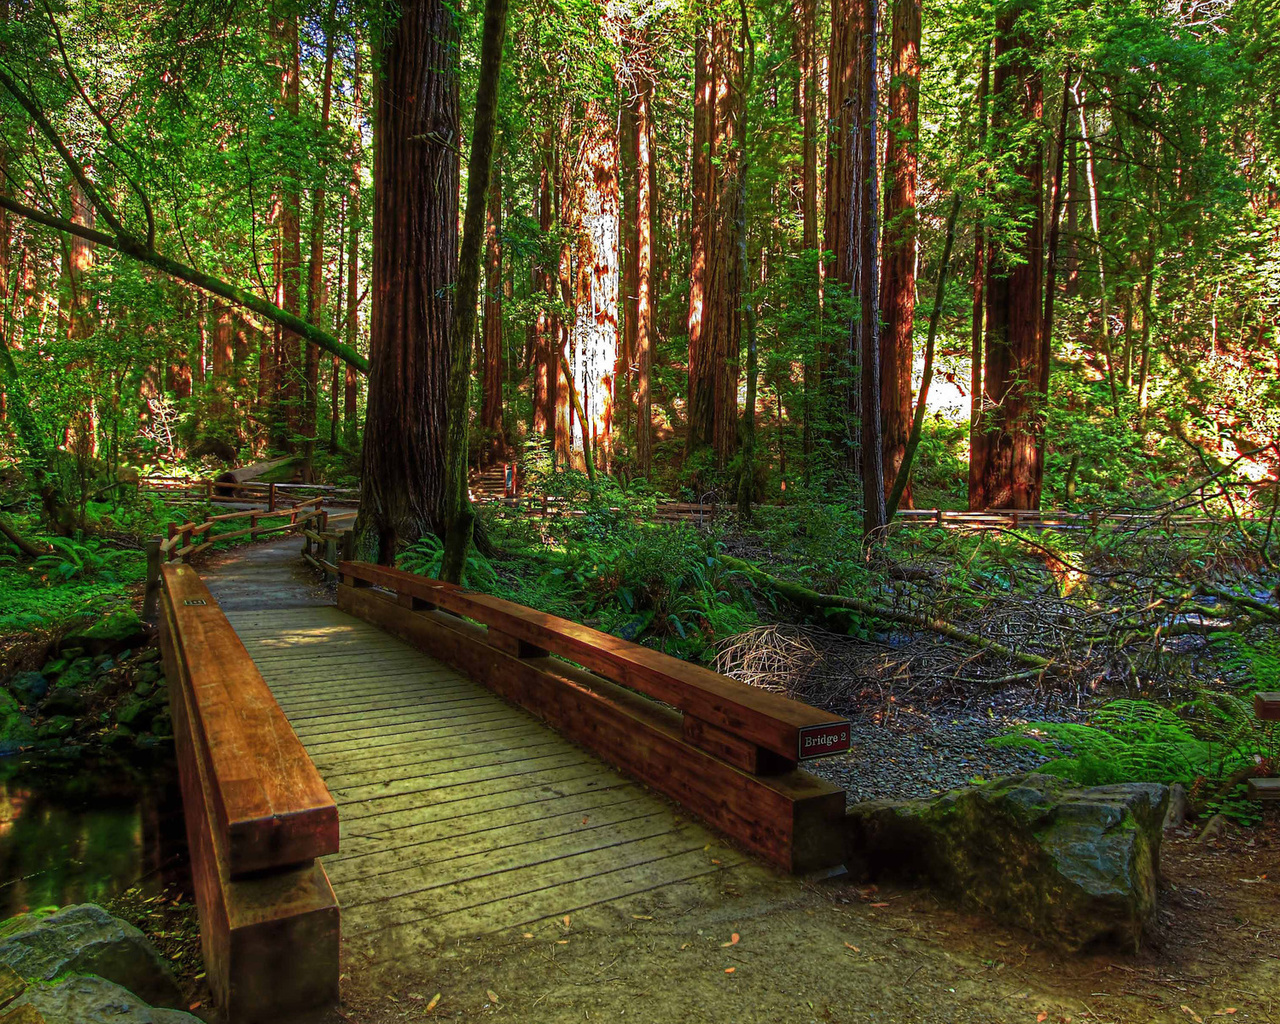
797,721,852,761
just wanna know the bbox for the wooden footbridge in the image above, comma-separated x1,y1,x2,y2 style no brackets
156,538,851,1022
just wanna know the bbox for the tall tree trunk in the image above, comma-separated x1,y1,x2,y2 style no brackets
276,10,303,447
635,41,655,477
1076,84,1120,419
620,79,638,451
685,22,714,462
797,0,818,468
824,0,859,462
568,102,619,474
301,15,336,479
480,164,504,455
878,0,921,507
967,41,990,511
440,0,508,583
355,0,459,561
703,20,743,467
533,129,556,442
976,9,1044,511
735,3,757,521
1040,69,1072,398
329,195,344,451
850,0,884,530
343,40,363,449
66,177,98,458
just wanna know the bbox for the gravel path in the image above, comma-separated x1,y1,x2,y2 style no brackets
807,709,1054,804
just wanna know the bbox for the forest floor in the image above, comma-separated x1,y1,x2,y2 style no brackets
328,816,1278,1024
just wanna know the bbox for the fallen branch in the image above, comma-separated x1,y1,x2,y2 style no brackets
717,554,1054,671
0,516,52,559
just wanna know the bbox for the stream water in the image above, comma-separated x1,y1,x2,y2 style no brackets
0,752,190,918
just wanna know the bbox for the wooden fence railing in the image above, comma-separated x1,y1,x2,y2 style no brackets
158,497,326,563
158,563,339,1022
142,475,359,509
336,561,850,873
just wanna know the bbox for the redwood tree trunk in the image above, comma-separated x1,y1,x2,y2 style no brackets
533,130,556,442
688,19,741,468
355,0,459,560
481,166,504,452
343,42,363,450
878,0,920,507
967,42,990,511
276,10,303,446
685,22,714,459
301,18,336,477
635,46,655,476
567,101,619,473
975,9,1044,510
824,0,857,445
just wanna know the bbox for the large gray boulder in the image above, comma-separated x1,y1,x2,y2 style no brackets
0,904,183,1009
12,975,200,1024
845,774,1168,952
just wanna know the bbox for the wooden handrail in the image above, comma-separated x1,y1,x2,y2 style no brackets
339,560,851,763
161,564,338,871
158,563,339,1020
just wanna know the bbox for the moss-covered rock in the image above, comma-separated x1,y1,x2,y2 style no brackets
845,774,1168,952
63,609,146,656
0,691,37,755
0,904,184,1009
7,671,49,706
41,686,87,717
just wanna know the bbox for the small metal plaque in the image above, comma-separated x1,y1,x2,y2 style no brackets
798,721,852,760
183,599,207,606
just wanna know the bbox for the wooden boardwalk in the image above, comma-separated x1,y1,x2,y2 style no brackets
222,604,759,959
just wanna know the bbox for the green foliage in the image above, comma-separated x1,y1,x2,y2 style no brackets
397,533,498,591
994,693,1276,823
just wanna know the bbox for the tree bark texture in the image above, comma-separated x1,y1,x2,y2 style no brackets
685,22,713,460
967,42,990,511
275,10,303,442
301,20,336,475
635,46,655,476
878,0,920,507
481,166,504,451
566,100,619,473
688,20,742,467
343,41,363,449
356,0,459,560
533,130,556,442
974,8,1044,511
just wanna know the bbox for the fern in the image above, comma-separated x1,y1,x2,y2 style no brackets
1211,632,1280,694
992,696,1269,790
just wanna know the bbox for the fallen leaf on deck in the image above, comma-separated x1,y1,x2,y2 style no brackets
426,993,441,1012
724,967,735,974
711,859,722,865
1181,1007,1203,1024
522,933,534,939
1036,1014,1047,1023
556,939,569,945
631,915,653,920
1212,1012,1237,1017
487,989,500,1004
188,1003,202,1012
720,933,740,947
870,902,889,908
563,914,572,928
844,943,860,952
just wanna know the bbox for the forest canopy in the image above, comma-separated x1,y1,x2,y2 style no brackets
0,0,1277,551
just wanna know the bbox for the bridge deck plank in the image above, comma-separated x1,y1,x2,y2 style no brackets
224,605,759,960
